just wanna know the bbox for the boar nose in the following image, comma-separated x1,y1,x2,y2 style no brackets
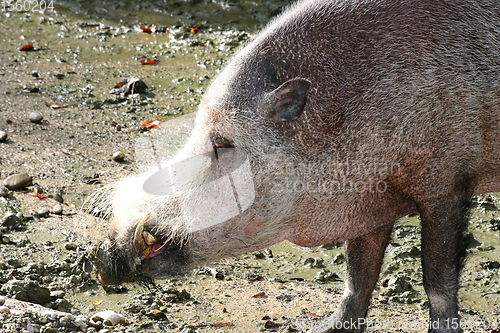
92,239,130,285
92,240,113,285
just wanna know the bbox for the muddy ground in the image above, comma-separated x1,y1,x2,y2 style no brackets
0,1,499,332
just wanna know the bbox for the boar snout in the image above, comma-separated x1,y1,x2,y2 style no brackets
93,215,191,285
93,238,134,286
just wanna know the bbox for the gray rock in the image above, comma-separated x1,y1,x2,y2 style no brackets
29,112,43,123
7,259,24,268
38,208,50,217
64,242,77,251
0,130,7,142
3,173,32,190
0,296,5,306
0,306,10,314
1,213,21,229
112,151,125,162
50,193,64,203
0,187,8,197
1,280,51,305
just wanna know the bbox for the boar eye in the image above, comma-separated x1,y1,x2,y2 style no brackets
211,136,235,149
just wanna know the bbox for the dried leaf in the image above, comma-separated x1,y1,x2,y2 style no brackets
198,42,207,47
190,25,198,34
252,292,266,298
141,60,158,65
140,24,156,33
19,44,34,51
210,322,233,328
92,300,103,305
141,120,161,129
114,79,128,88
305,312,320,318
33,188,46,200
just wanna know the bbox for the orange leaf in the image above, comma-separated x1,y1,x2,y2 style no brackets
190,25,198,33
92,300,103,305
141,60,158,65
211,322,233,328
33,188,46,200
252,292,266,298
114,79,127,88
140,24,156,33
141,120,161,129
19,44,34,51
305,312,320,318
152,309,161,314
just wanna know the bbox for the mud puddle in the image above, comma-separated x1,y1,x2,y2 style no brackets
0,2,499,333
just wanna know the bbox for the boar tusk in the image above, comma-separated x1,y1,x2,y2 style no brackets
133,212,151,254
143,231,157,246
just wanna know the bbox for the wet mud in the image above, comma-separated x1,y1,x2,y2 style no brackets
0,2,499,332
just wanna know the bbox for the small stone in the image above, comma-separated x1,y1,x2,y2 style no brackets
0,296,5,306
91,310,125,326
0,187,8,197
38,208,50,217
3,173,32,190
1,280,51,305
112,151,125,162
41,311,60,322
74,317,88,331
1,235,10,244
1,212,21,229
53,204,63,214
0,130,7,143
29,112,43,123
64,242,77,251
59,316,70,327
0,306,10,314
50,290,65,299
7,258,24,268
50,193,64,203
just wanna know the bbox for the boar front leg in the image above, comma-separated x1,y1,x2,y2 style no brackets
418,190,468,333
308,223,394,333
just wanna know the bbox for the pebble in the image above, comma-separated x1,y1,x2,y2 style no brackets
0,187,8,197
50,193,64,203
1,212,21,229
0,306,10,314
29,112,43,123
52,204,63,214
74,317,88,331
50,290,65,299
112,151,125,162
3,173,33,190
38,208,50,217
41,310,59,320
64,242,78,251
91,311,125,326
0,296,5,306
0,130,7,143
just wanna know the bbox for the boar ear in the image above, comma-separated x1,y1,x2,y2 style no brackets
264,78,311,122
